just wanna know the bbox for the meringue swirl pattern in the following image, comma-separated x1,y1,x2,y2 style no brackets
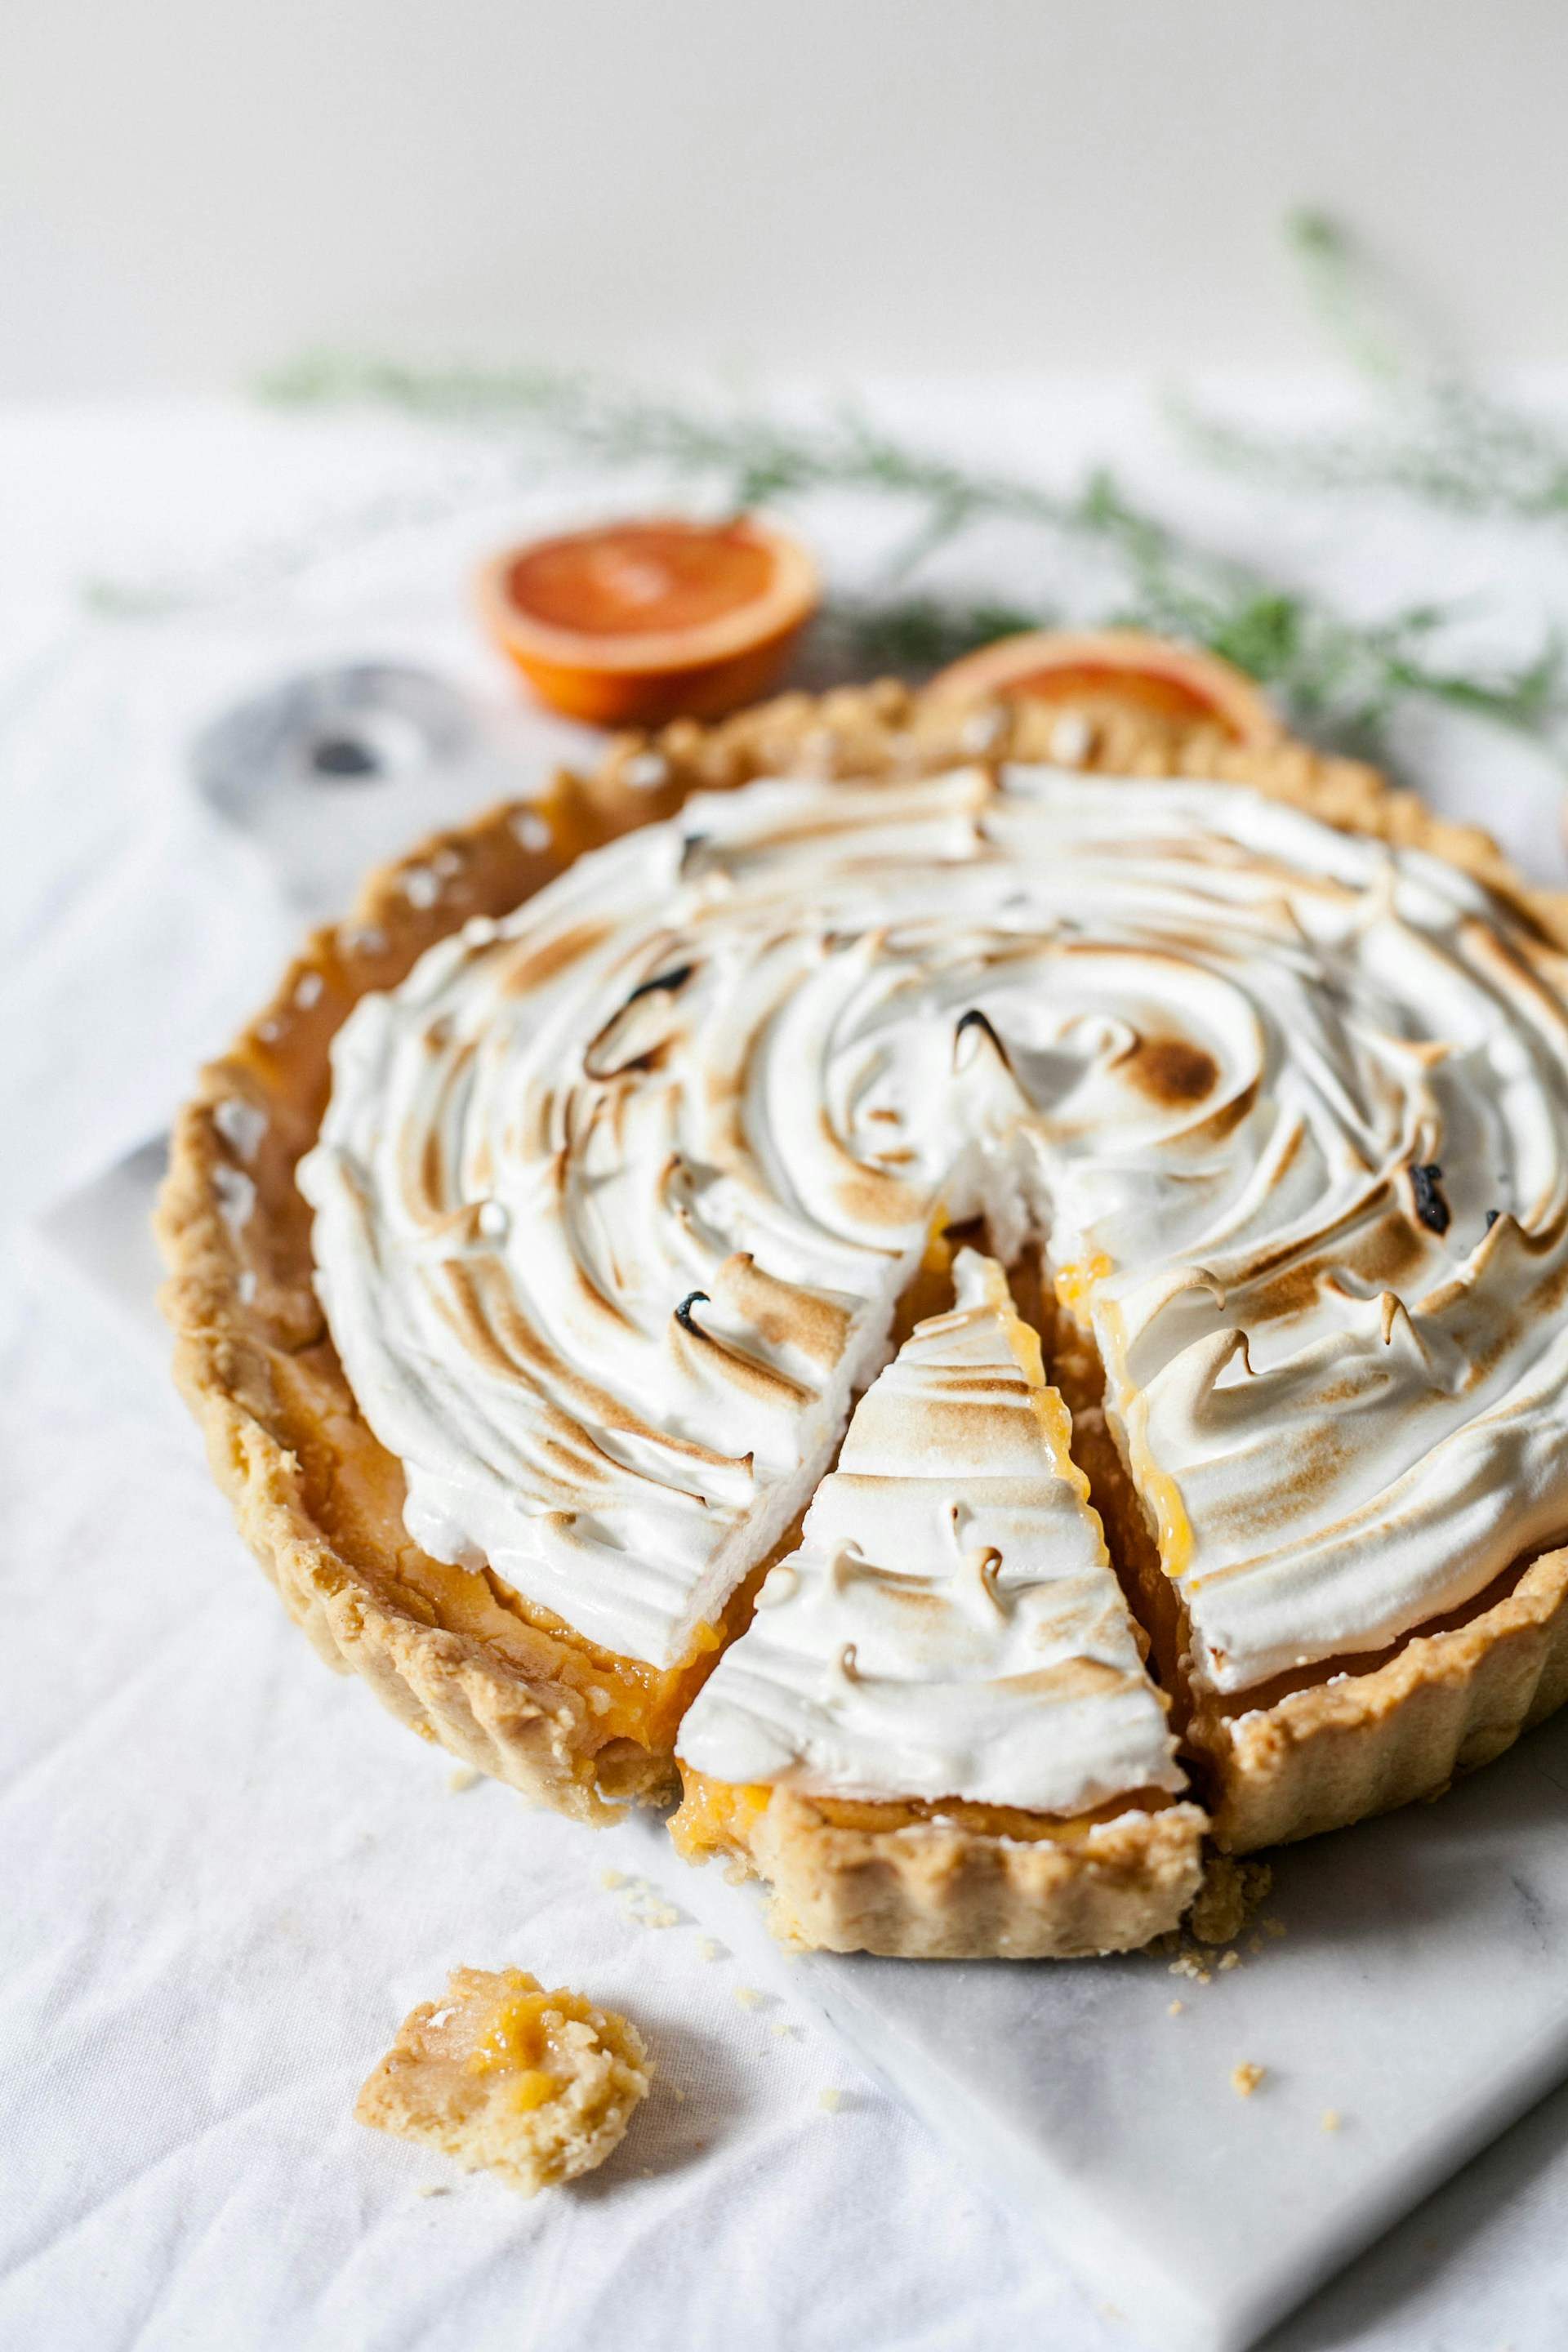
675,1249,1185,1813
300,762,1568,1748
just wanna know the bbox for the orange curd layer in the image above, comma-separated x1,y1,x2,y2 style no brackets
670,1766,1175,1856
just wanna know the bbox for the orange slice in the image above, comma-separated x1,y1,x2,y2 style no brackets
929,627,1281,746
477,515,819,727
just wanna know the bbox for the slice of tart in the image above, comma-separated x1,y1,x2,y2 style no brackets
671,1251,1205,1957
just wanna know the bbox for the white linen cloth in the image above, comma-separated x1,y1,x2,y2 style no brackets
4,390,1568,2352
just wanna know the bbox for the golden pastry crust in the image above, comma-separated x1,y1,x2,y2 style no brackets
157,792,691,1824
355,1967,650,2194
157,671,1568,1876
681,1786,1208,1959
1198,1546,1568,1851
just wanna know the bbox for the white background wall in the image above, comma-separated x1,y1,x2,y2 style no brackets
4,0,1567,397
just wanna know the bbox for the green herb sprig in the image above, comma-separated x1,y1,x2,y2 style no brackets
254,354,1562,757
1172,212,1568,527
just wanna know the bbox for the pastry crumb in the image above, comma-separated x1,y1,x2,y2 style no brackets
415,2182,450,2198
1156,1860,1276,1986
1189,1856,1274,1946
1231,2063,1267,2099
356,1966,650,2196
446,1766,480,1793
770,2020,794,2039
818,2087,844,2113
1167,1999,1185,2017
733,1986,764,2010
697,1937,725,1962
1321,2108,1342,2133
600,1869,628,1891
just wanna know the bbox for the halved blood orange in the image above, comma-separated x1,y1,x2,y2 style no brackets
929,628,1281,746
477,515,819,727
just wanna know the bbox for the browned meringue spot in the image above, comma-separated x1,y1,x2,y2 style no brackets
1186,1423,1352,1558
1123,1033,1220,1107
669,1306,815,1410
1248,1214,1430,1324
497,918,614,997
439,1260,746,1481
994,1657,1147,1703
707,1253,854,1374
891,1392,1035,1454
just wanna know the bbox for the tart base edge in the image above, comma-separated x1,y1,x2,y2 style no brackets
679,1787,1209,1960
1196,1545,1568,1852
158,1202,673,1824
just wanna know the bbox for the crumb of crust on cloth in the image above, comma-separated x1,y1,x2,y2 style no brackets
354,1966,651,2196
633,1900,681,1929
1230,2063,1267,2100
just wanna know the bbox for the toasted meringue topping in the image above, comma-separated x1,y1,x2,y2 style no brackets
301,764,1568,1696
676,1250,1182,1812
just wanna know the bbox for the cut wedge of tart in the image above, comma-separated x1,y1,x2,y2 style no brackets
672,1251,1205,1958
476,514,818,726
929,626,1281,750
157,668,1568,1957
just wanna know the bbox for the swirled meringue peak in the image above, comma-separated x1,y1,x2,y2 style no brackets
300,762,1568,1722
675,1249,1183,1812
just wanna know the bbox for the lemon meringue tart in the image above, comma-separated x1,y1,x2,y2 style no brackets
158,666,1568,1957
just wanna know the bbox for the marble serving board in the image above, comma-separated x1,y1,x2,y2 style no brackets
702,1722,1568,2352
33,1138,1568,2352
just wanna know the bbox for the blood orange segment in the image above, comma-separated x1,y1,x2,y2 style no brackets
477,515,818,727
930,628,1281,746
